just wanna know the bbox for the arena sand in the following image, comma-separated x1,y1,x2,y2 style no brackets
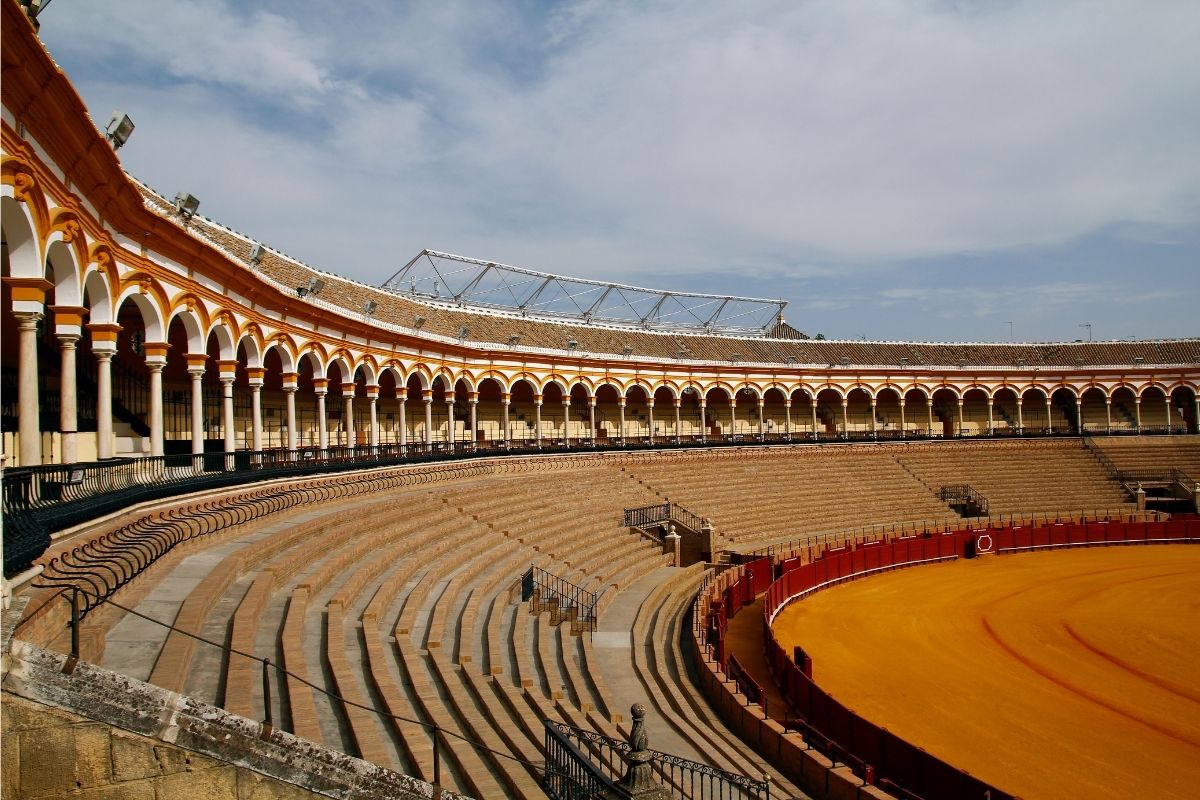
771,545,1200,799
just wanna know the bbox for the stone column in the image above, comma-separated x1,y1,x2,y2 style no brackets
665,524,681,567
1046,397,1053,434
810,398,818,438
646,399,655,443
469,394,478,449
562,398,572,447
699,399,707,443
986,397,994,436
342,382,356,449
146,356,166,457
445,392,456,449
187,355,207,456
1016,396,1024,433
88,322,122,460
784,400,792,439
1134,396,1142,432
841,398,849,438
618,397,627,444
56,333,80,463
367,386,379,448
534,396,543,447
247,367,264,454
926,399,934,435
956,398,964,437
502,392,512,446
13,312,42,466
674,398,682,442
899,397,907,435
313,378,329,450
423,390,433,447
218,365,236,455
1075,396,1083,434
757,399,766,439
1193,397,1199,435
604,704,670,800
1104,397,1112,432
729,397,737,439
588,397,597,444
1165,395,1173,432
283,380,298,452
397,388,408,449
869,398,878,436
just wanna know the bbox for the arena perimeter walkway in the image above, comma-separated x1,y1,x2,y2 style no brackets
772,546,1200,800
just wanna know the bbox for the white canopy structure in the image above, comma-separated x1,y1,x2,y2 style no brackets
381,250,787,335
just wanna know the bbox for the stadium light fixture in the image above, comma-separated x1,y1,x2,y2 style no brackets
786,355,797,364
508,334,521,346
899,357,909,366
457,326,469,340
173,192,200,219
105,110,135,150
413,316,426,329
1134,356,1145,365
622,345,633,357
567,338,578,351
248,242,265,267
363,300,377,316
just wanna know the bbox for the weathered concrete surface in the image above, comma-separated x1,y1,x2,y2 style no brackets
2,639,469,800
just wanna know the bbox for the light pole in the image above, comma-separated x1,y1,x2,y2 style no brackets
1005,321,1013,342
1079,322,1093,342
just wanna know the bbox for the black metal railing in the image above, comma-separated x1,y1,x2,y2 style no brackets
522,566,598,632
623,501,705,533
544,721,770,800
937,484,989,516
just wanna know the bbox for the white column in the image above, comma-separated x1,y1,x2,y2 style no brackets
674,399,682,442
899,398,907,435
1165,395,1172,432
534,398,543,447
1193,397,1199,435
757,399,766,439
618,397,627,443
926,399,934,435
502,393,512,446
987,398,994,436
14,312,42,466
730,397,737,439
1046,398,1054,434
699,400,708,443
249,381,263,453
57,333,80,464
811,399,819,437
869,399,878,435
315,382,329,450
841,399,849,438
588,397,596,443
1105,397,1112,432
1075,396,1083,434
562,399,571,447
147,361,166,456
284,386,298,451
397,389,408,449
368,392,379,448
647,400,655,442
956,399,964,437
784,400,792,439
221,377,236,454
423,393,433,447
469,396,478,448
1016,396,1024,432
188,366,205,455
446,397,456,448
343,385,355,449
1134,397,1142,432
94,349,115,460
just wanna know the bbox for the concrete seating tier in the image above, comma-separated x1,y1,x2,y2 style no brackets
1090,435,1200,476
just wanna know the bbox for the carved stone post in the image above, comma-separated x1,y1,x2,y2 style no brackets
604,704,670,800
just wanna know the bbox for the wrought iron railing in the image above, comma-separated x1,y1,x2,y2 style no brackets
937,484,989,516
544,720,770,800
522,566,598,632
623,501,705,533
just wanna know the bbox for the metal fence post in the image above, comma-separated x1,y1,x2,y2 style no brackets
63,585,80,674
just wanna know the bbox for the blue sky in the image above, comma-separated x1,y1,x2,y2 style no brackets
37,0,1200,342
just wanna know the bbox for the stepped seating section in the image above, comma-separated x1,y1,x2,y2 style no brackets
624,448,960,544
57,439,1149,797
1091,435,1200,477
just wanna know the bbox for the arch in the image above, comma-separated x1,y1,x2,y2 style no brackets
81,269,114,325
115,275,169,341
236,325,266,370
1,191,42,280
114,291,166,344
262,337,297,374
165,302,209,354
206,317,239,362
44,238,83,308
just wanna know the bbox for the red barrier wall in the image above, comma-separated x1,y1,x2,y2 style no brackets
760,517,1200,800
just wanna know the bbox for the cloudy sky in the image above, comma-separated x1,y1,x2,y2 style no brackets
38,0,1200,342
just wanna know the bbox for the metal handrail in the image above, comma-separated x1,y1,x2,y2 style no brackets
522,566,598,631
623,501,704,533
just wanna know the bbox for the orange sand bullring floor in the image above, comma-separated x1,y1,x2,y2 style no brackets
770,545,1200,800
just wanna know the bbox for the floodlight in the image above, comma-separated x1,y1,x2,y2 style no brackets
899,357,908,366
567,338,578,351
508,334,521,346
622,345,633,357
786,355,797,364
173,192,200,219
307,278,325,296
1134,356,1145,364
105,110,135,150
363,300,377,316
413,316,426,328
458,326,469,340
248,242,265,266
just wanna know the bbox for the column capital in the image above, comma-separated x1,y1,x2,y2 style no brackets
281,371,298,390
143,342,169,365
673,398,681,407
246,366,266,385
11,310,42,328
396,387,408,400
646,398,655,408
312,377,328,394
422,389,433,401
342,382,357,397
86,322,122,345
502,392,512,403
146,361,166,374
49,304,88,334
561,397,572,405
468,391,478,402
617,396,627,407
444,391,456,402
365,385,380,399
56,332,81,346
217,359,239,377
185,353,208,371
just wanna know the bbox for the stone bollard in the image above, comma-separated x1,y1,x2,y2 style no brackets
605,704,670,800
1135,482,1146,511
664,524,680,567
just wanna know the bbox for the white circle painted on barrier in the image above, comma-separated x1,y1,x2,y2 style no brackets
977,534,993,554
